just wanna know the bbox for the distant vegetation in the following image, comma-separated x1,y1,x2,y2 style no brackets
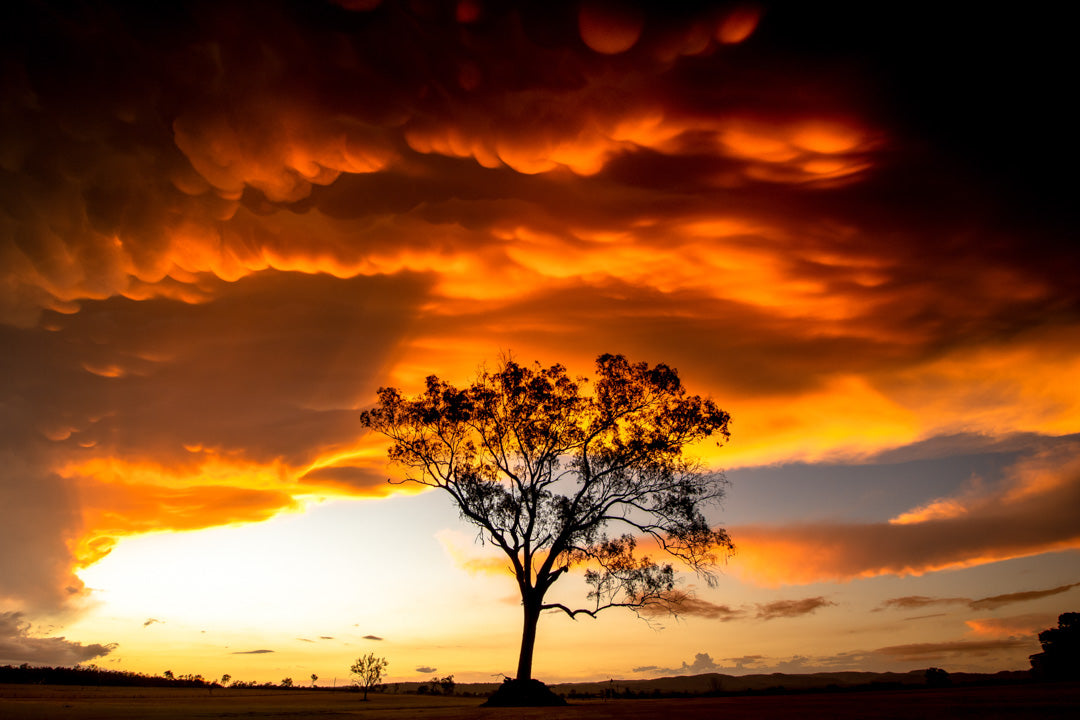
0,664,214,688
1,664,1041,700
1030,612,1079,681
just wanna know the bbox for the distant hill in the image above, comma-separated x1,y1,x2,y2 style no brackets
394,669,1031,698
4,664,1030,697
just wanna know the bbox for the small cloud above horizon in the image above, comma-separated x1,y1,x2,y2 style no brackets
756,597,835,620
876,581,1080,613
231,649,275,654
142,618,162,627
362,635,383,641
415,666,437,674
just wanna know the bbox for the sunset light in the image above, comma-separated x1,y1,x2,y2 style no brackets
2,0,1077,703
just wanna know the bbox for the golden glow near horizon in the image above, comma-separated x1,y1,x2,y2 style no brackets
2,0,1078,685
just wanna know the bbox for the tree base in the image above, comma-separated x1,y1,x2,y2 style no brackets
481,678,567,707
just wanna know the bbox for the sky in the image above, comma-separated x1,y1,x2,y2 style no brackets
1,0,1078,686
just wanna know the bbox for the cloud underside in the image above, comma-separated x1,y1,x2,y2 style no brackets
733,442,1080,585
0,1,1077,614
0,612,114,665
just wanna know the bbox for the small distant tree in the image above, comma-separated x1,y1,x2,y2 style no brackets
220,673,231,686
439,674,455,695
280,677,294,688
361,354,732,691
350,653,388,700
311,673,318,688
1030,612,1080,680
163,670,174,680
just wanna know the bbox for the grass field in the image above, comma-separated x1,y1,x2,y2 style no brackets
1,682,1078,719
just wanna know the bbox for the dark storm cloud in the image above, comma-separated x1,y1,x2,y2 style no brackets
1,0,1078,632
0,612,115,665
0,269,430,603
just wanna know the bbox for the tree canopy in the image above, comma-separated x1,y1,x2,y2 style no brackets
360,354,732,688
1030,612,1080,680
349,653,388,700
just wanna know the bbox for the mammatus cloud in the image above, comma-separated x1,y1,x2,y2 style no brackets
1,0,1077,640
733,441,1080,585
0,612,115,665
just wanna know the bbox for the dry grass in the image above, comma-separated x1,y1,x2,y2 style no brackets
1,682,1078,719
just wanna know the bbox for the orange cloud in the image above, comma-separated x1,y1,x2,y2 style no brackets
435,529,514,576
732,441,1080,585
2,2,1078,633
965,614,1052,639
717,7,761,44
578,0,645,55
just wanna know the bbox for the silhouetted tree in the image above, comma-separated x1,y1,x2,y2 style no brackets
1030,612,1080,680
280,677,294,688
361,354,732,690
220,673,231,686
924,667,950,687
350,653,388,700
163,670,174,680
311,673,318,687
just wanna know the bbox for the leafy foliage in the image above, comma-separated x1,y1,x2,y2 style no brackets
361,354,732,681
1030,612,1080,680
350,653,388,699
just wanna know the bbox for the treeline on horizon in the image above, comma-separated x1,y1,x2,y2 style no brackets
0,664,450,694
0,664,217,689
0,663,1048,699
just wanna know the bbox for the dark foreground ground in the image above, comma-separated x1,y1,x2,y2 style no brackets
1,682,1078,719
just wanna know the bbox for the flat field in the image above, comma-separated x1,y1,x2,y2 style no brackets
1,683,1078,719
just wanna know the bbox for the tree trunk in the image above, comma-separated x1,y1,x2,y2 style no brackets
515,593,542,681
